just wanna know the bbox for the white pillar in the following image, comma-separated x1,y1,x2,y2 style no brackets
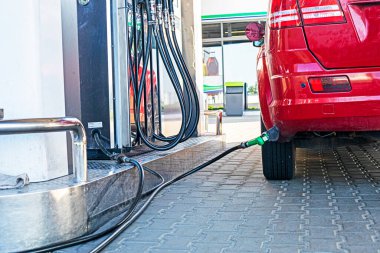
181,0,205,135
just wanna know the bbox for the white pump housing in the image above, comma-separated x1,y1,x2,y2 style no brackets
0,0,69,182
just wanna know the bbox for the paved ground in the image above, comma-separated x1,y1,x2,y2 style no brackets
67,114,380,252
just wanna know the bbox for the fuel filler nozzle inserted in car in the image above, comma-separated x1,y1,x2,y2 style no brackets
241,126,280,148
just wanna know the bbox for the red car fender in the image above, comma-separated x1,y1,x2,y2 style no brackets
257,47,274,130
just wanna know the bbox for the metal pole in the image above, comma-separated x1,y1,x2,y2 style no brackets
0,117,88,183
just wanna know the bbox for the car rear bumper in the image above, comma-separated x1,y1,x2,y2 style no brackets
270,98,380,138
266,67,380,138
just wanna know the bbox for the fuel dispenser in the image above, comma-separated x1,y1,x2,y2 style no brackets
62,0,199,159
63,0,135,159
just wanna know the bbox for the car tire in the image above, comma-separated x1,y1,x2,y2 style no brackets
261,121,295,180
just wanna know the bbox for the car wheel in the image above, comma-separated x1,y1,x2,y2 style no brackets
261,121,295,180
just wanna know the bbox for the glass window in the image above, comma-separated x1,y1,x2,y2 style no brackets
203,46,224,107
223,22,250,38
202,23,221,39
202,41,222,47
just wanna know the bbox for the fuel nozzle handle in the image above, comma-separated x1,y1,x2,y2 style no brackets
240,126,280,148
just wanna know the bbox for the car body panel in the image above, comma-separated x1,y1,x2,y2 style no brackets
257,47,274,130
258,20,380,139
302,0,380,69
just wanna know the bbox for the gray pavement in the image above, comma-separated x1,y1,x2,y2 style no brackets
63,116,380,253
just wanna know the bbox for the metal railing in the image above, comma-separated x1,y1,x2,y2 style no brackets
0,117,88,183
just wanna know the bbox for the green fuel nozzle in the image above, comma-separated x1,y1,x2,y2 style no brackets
241,126,280,148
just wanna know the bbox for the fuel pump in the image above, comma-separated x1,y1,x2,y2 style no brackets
63,0,200,158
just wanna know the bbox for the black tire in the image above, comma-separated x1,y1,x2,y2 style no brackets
261,121,295,180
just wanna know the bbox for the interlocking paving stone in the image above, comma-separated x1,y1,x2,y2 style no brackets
63,142,380,253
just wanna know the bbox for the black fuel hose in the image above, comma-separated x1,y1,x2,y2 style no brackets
167,0,200,141
156,24,192,128
15,133,164,253
153,0,192,142
152,34,191,140
88,125,281,251
89,144,243,253
17,156,145,253
17,143,241,253
126,0,199,151
151,0,194,143
87,126,280,252
19,126,277,253
133,0,189,151
93,131,166,198
93,131,117,159
159,0,199,142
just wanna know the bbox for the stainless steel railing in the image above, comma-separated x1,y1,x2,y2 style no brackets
0,117,87,183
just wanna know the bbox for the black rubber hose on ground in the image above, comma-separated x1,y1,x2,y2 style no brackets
16,143,243,253
17,155,145,253
89,144,243,253
19,126,275,253
15,133,165,253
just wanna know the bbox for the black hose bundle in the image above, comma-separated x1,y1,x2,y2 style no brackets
89,145,242,253
128,0,199,151
17,131,164,253
17,156,147,253
19,125,275,252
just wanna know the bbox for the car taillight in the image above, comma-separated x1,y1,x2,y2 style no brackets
269,0,301,29
309,76,351,93
298,0,346,25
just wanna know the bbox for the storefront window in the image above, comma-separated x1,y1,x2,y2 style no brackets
202,20,265,109
203,46,224,107
223,22,250,38
202,23,221,39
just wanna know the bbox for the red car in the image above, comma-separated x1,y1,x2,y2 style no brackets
247,0,380,180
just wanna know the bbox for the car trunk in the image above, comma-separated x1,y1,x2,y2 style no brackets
301,0,380,69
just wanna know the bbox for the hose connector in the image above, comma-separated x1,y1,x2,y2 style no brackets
240,126,280,148
163,9,169,29
148,0,157,26
116,154,131,164
136,6,142,30
240,134,268,148
157,3,163,25
263,125,280,142
169,13,176,31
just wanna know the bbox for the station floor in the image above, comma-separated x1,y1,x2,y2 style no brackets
63,112,380,253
